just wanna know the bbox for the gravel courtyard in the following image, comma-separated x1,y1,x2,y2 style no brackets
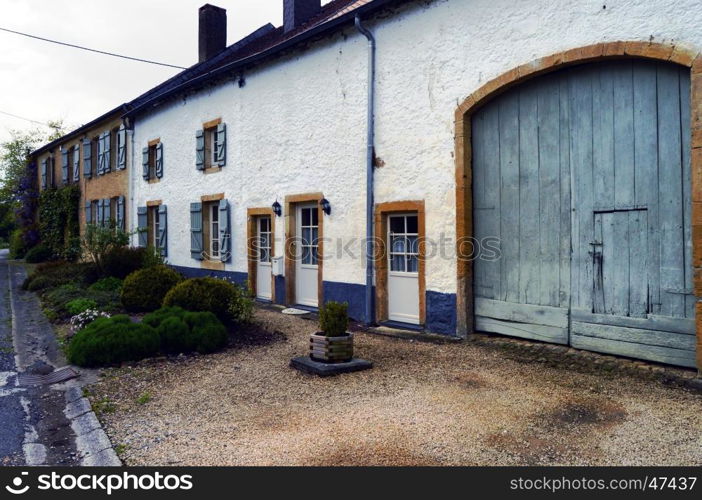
88,307,702,466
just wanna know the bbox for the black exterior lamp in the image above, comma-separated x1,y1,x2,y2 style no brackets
320,198,331,216
272,200,282,217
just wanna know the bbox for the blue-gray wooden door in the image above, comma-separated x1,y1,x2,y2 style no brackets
472,60,696,367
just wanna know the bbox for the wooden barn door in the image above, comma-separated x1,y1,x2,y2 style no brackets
472,60,697,367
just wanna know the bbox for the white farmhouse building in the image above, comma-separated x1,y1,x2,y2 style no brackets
123,0,702,370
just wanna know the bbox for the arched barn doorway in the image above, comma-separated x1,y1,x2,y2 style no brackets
469,58,696,367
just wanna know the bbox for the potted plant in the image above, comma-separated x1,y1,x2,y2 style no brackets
310,301,353,363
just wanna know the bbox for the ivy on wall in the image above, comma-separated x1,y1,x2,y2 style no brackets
38,185,81,260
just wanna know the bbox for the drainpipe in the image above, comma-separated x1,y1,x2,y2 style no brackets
355,14,376,325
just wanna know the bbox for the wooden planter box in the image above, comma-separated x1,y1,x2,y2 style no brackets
310,332,354,363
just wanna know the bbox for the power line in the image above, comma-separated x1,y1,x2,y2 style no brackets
0,26,187,70
0,109,52,127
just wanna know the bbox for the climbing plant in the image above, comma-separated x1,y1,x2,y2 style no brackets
38,184,81,260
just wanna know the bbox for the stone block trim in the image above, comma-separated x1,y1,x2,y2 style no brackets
454,41,702,371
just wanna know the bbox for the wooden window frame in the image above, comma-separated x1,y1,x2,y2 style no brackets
374,200,426,325
203,117,222,174
200,193,225,270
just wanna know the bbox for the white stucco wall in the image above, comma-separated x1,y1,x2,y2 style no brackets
131,0,702,297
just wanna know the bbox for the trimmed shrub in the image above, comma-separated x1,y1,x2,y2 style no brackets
89,277,123,293
319,301,349,337
69,309,111,334
22,261,99,291
68,315,160,367
66,298,98,316
227,284,254,323
101,246,148,279
121,265,182,312
25,244,52,263
143,307,228,355
163,277,249,322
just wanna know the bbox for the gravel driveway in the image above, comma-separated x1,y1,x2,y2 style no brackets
88,307,702,466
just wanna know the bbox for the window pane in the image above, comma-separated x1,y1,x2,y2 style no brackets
311,227,319,245
301,228,311,246
301,246,311,265
311,207,318,226
391,254,405,272
301,208,310,226
407,255,419,273
408,235,419,254
260,217,269,232
311,246,318,266
260,248,270,262
261,233,270,249
390,216,404,234
212,240,219,256
391,235,405,253
406,215,418,234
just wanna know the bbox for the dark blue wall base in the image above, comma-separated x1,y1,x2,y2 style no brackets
274,275,286,305
170,265,248,287
425,290,457,336
323,281,371,324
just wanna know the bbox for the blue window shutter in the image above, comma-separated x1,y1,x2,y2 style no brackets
103,131,112,173
218,199,231,262
83,139,92,178
137,207,148,247
85,201,92,224
61,149,69,184
48,156,55,187
155,143,164,178
72,146,80,182
195,130,205,170
103,198,111,225
40,159,47,189
190,202,203,260
116,196,125,231
97,133,105,175
215,123,226,167
158,204,167,256
142,147,150,180
117,125,127,170
96,199,104,226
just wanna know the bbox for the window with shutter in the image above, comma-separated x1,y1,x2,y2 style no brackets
155,143,163,178
103,198,111,225
61,149,69,185
85,201,92,224
190,203,203,260
117,125,127,170
83,139,92,179
137,207,148,247
48,156,55,188
196,129,205,170
215,123,226,167
97,133,104,176
103,131,112,174
40,158,47,189
157,205,167,256
116,196,125,231
96,199,104,226
218,199,231,262
142,147,150,180
72,146,80,182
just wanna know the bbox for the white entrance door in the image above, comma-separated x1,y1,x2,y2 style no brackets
256,216,272,300
388,214,420,324
295,204,319,307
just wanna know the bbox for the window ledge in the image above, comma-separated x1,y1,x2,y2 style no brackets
201,260,225,271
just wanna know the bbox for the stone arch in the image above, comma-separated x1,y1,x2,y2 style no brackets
454,41,702,370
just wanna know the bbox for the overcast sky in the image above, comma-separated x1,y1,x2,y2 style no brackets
0,0,329,143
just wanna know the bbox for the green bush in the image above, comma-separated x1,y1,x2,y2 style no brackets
9,229,27,259
66,298,98,316
142,307,228,354
121,265,182,312
67,315,160,367
319,301,349,337
23,261,99,291
227,283,254,323
101,246,148,279
89,277,123,292
163,277,250,323
25,244,52,263
81,224,130,274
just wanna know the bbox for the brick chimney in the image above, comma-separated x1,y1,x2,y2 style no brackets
199,4,227,63
283,0,321,33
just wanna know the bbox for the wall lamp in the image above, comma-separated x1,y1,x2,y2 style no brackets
272,200,282,217
319,198,331,216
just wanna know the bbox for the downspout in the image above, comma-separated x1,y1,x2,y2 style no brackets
354,14,376,325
